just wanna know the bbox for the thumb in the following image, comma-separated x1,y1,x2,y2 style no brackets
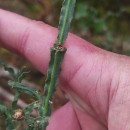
47,102,80,130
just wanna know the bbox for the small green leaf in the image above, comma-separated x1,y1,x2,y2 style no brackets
6,117,15,130
8,80,42,101
0,60,15,79
24,101,40,115
0,103,9,115
0,103,14,129
15,66,30,82
26,125,34,130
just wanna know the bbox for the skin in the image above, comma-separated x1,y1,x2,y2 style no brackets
0,9,130,130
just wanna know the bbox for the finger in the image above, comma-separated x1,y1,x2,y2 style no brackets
0,9,102,75
0,9,56,72
74,106,107,130
47,102,81,130
48,101,107,130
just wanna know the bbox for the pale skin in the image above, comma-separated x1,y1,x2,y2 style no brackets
0,9,130,130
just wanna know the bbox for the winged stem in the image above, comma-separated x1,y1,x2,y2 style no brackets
42,0,76,129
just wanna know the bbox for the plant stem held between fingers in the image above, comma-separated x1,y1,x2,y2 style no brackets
42,0,76,129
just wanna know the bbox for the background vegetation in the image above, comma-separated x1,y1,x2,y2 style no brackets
1,0,130,54
0,0,130,129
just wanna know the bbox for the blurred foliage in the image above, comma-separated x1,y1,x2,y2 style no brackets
54,0,130,54
0,0,130,54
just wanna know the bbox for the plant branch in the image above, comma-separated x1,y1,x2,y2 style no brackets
42,0,76,129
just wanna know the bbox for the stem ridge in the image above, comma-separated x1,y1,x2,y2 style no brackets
42,0,76,129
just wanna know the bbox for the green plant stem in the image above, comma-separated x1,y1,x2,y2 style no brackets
42,47,66,129
56,0,76,45
12,92,20,110
42,0,76,129
43,50,64,115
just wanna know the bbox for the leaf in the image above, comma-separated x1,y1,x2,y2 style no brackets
24,116,37,125
0,103,15,129
56,0,76,44
15,66,30,82
0,60,15,79
24,101,40,115
6,117,15,130
0,103,9,115
8,80,42,101
26,125,35,130
0,60,29,82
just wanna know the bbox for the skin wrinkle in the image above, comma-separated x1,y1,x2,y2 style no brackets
81,54,98,91
109,57,125,104
93,67,108,127
105,54,117,120
108,85,119,123
62,50,109,126
66,91,107,130
73,104,82,130
60,41,90,87
82,56,102,112
78,53,111,127
67,63,83,86
66,90,95,117
106,75,112,122
95,54,120,122
82,66,102,118
67,53,100,98
102,56,119,123
85,87,97,116
68,91,97,119
94,73,103,123
95,57,108,125
108,68,120,106
64,57,98,114
18,26,30,55
82,55,106,123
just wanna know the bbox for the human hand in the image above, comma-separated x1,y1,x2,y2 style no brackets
0,9,130,130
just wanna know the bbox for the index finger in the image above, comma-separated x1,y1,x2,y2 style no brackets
0,9,57,73
0,9,105,98
0,9,97,74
